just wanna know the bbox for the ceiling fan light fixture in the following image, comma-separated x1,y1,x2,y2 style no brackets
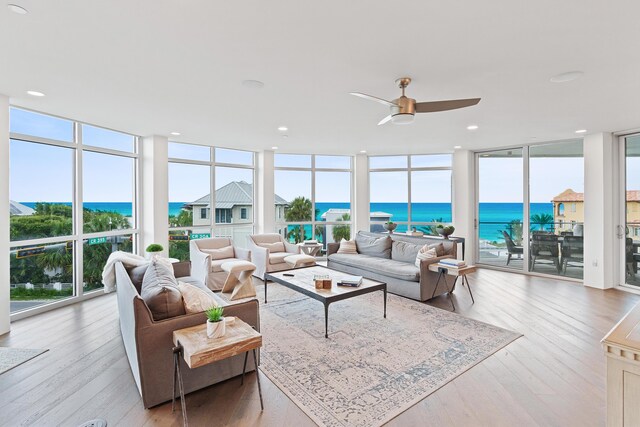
391,113,414,125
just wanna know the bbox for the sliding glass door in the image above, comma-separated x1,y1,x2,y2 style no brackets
529,141,584,279
476,140,584,279
625,135,640,286
477,149,524,270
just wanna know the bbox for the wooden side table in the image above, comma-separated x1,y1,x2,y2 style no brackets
172,319,263,426
428,264,477,311
298,242,322,256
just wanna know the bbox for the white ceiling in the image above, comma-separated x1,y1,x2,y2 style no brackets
1,0,640,155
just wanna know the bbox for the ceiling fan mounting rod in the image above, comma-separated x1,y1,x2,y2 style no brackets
396,77,412,97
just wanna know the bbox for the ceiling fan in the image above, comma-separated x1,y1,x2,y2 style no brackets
350,77,481,125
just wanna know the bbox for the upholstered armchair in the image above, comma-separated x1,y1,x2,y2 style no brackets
247,233,300,280
190,237,250,291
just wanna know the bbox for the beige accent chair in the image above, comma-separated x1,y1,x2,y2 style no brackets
247,233,301,280
190,237,250,291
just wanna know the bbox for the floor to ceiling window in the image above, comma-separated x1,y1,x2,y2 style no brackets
477,149,524,271
369,155,453,234
476,140,584,279
624,134,640,287
274,154,352,252
168,143,255,260
9,108,138,315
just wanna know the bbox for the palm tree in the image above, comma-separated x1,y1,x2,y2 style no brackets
332,213,351,242
530,213,554,231
284,197,313,243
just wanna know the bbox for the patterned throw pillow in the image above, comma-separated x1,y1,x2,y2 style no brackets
415,246,438,267
337,239,358,254
178,281,219,313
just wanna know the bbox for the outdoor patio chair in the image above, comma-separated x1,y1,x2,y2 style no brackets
626,237,637,277
502,231,523,266
560,235,584,274
531,233,561,273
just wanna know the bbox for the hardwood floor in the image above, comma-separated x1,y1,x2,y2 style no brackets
1,269,638,426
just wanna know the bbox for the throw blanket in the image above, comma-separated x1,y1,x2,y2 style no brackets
102,251,148,293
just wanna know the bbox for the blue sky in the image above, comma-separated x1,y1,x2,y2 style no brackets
10,107,639,207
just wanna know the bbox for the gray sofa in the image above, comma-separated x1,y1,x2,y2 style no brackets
115,260,260,408
327,231,457,301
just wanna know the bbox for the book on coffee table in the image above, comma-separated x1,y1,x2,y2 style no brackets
337,275,363,287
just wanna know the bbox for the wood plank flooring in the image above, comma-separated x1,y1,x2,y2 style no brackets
1,269,638,426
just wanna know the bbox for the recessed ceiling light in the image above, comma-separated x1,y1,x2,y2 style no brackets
360,150,367,153
271,146,278,150
242,80,264,89
277,126,288,132
550,71,584,83
170,132,181,136
575,129,587,134
7,4,28,14
481,154,489,157
454,145,462,149
26,90,45,97
467,125,478,130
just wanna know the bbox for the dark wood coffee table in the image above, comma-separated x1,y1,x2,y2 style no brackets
265,265,387,338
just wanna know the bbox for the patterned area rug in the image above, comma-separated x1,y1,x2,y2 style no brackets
259,285,521,427
0,347,48,375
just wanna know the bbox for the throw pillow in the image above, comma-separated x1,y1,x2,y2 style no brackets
178,281,220,313
415,246,438,267
355,233,392,259
258,241,286,253
201,245,235,260
125,264,149,294
141,259,185,320
337,239,358,254
428,242,446,257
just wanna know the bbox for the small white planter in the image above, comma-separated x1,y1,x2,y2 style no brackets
146,251,161,260
207,318,226,338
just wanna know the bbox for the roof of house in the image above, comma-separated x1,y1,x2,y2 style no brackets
552,188,640,202
186,181,288,209
9,200,35,216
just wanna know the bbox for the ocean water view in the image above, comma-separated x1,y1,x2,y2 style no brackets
22,201,554,242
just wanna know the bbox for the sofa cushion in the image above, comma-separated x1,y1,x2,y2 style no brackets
328,253,420,282
259,241,286,253
391,240,423,263
337,239,358,254
269,252,289,265
178,281,225,313
201,246,234,260
211,257,244,273
355,233,392,259
141,259,185,320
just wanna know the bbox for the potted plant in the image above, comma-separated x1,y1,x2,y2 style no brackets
205,306,225,338
383,221,397,234
145,243,164,260
436,224,455,239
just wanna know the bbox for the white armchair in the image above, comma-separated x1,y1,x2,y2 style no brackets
247,233,300,280
190,237,251,291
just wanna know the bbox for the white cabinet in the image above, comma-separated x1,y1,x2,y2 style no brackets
602,302,640,426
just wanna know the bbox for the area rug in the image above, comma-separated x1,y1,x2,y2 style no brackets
258,285,521,427
0,347,48,375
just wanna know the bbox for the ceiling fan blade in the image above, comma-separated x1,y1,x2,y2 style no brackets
350,92,397,107
377,115,392,126
414,98,481,113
